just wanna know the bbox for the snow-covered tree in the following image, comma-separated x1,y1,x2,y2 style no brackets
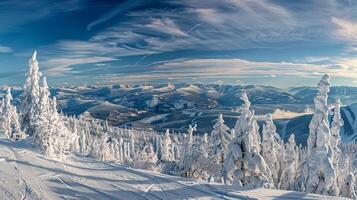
78,129,87,155
129,130,136,158
111,138,121,161
172,134,181,161
98,134,111,161
181,124,197,177
261,113,282,185
0,88,24,140
35,77,76,159
0,98,4,115
210,114,231,167
134,143,158,170
223,92,273,188
340,173,357,199
304,74,338,195
330,99,343,165
119,137,124,162
190,135,210,181
234,93,261,154
279,134,298,190
186,124,196,154
161,129,173,161
21,51,41,136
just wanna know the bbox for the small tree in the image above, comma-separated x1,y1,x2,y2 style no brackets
0,88,24,140
134,143,158,170
210,114,231,162
340,173,357,199
261,113,282,185
223,92,273,188
279,134,298,190
36,77,76,159
161,129,173,161
209,113,231,180
181,124,197,177
331,99,343,166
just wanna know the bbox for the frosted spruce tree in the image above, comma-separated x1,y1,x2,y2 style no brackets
36,77,76,159
78,129,87,155
98,134,111,161
340,173,357,199
161,129,173,161
0,88,23,140
329,98,350,194
181,124,197,177
210,114,231,170
279,134,298,190
134,143,158,171
21,51,41,136
261,113,282,185
330,98,343,166
119,137,124,162
304,74,337,195
190,134,210,181
186,124,196,154
223,92,273,188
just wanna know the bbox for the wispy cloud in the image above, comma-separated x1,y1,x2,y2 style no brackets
0,45,12,53
151,58,357,79
144,18,188,37
86,0,146,30
299,56,331,64
43,56,116,76
331,17,357,42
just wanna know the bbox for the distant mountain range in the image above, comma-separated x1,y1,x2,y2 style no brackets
4,83,357,145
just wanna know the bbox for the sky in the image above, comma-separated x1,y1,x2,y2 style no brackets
1,0,357,87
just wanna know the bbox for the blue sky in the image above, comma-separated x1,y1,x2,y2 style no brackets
1,0,357,87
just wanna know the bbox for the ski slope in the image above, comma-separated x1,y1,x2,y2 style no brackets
0,138,347,200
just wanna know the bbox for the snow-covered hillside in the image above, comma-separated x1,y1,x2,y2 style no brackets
0,138,346,200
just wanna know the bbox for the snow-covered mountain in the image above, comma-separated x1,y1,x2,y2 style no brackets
0,137,346,200
52,84,357,143
4,83,357,144
276,103,357,145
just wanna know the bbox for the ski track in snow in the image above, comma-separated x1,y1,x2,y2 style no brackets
0,138,348,200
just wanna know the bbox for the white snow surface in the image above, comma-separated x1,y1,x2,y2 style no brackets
0,138,347,200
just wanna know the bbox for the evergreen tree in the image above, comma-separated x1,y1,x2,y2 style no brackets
21,51,41,136
261,113,282,185
331,98,343,166
279,134,298,190
161,129,173,161
181,124,197,178
36,77,76,159
223,92,273,188
304,74,338,195
209,113,231,180
340,173,357,199
134,143,158,170
0,88,23,140
210,114,231,164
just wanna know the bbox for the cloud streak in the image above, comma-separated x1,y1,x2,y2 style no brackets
331,17,357,42
151,58,357,79
0,45,12,53
86,0,146,30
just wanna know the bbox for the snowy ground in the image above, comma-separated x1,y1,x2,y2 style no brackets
0,138,348,200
